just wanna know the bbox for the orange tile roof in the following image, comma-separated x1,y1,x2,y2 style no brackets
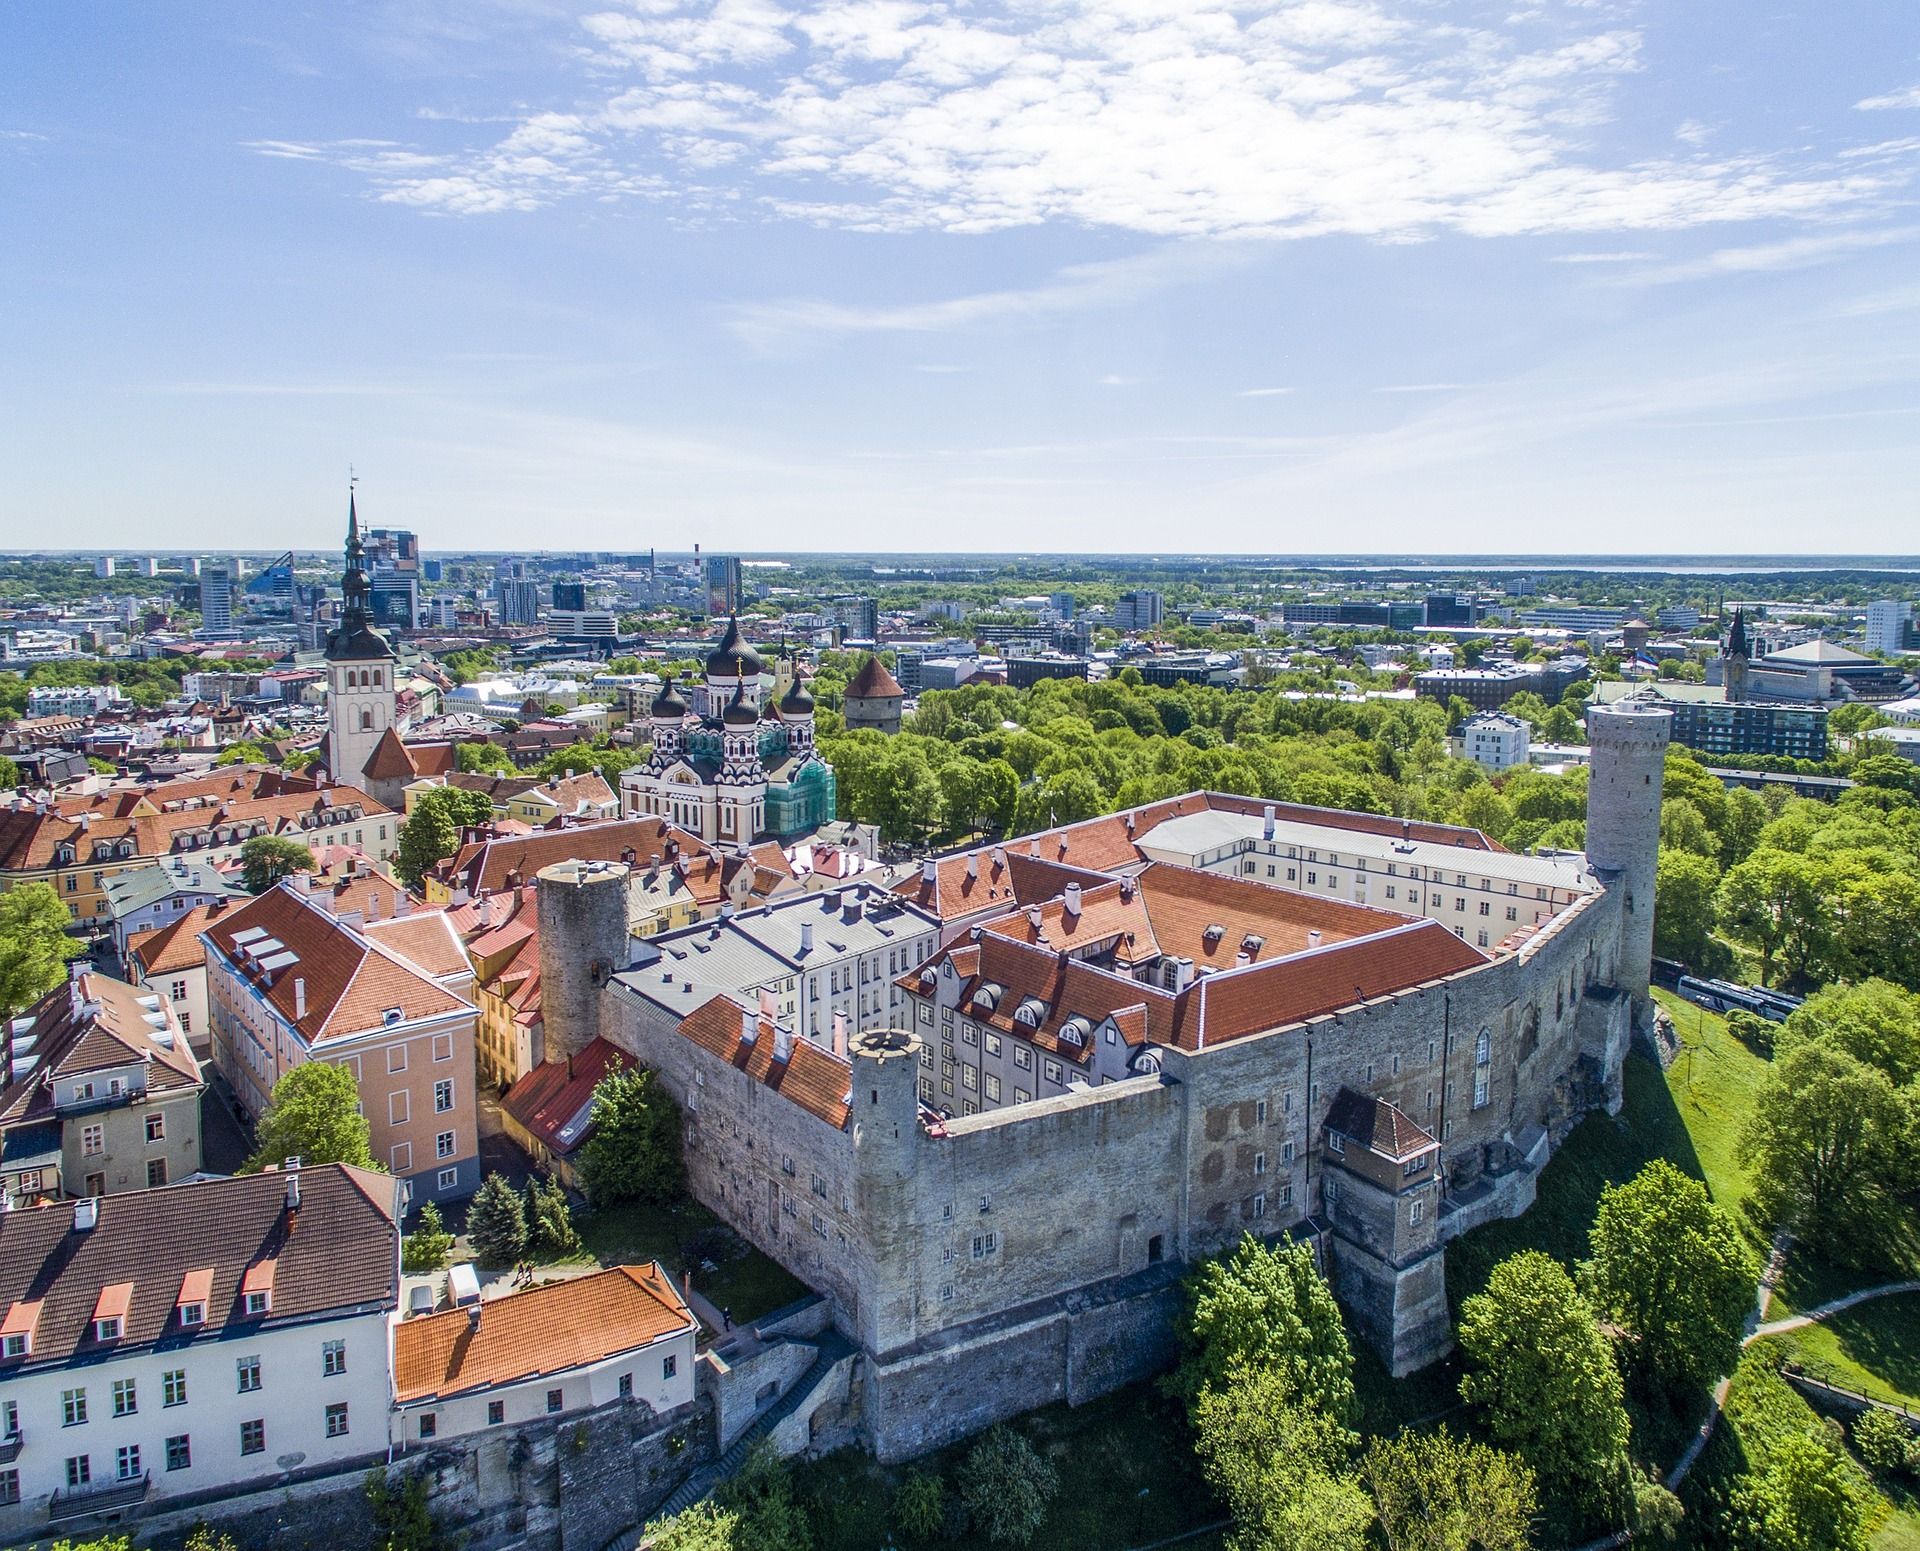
845,656,904,698
679,995,852,1128
887,849,1109,923
0,972,203,1126
202,884,472,1046
1325,1087,1438,1161
392,1264,693,1403
364,911,469,979
501,1038,628,1154
128,899,235,977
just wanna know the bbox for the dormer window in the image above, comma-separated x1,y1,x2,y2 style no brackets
1,1333,26,1358
94,1316,122,1341
92,1282,132,1342
1328,1131,1346,1155
241,1258,275,1317
245,1290,270,1317
179,1301,205,1327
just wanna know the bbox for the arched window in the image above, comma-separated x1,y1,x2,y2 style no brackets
361,710,373,731
1475,1028,1491,1066
373,669,382,688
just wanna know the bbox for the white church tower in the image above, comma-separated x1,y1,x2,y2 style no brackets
324,487,398,788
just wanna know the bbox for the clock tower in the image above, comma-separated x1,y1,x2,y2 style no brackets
324,487,398,787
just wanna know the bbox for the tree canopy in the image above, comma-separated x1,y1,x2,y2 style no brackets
245,1062,376,1173
0,882,82,1017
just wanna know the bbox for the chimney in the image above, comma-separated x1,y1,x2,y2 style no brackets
73,1196,99,1233
831,1010,847,1060
773,1020,793,1065
1262,804,1276,840
844,892,864,922
1118,877,1135,903
1025,904,1043,930
290,870,311,895
965,852,978,879
800,920,814,955
1307,929,1322,947
921,858,937,886
1063,882,1082,918
992,847,1007,870
285,1163,301,1212
366,891,382,922
740,1005,759,1047
1028,840,1040,858
467,1304,481,1334
293,978,306,1021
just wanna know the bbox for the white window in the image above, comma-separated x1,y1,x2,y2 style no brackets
82,1123,104,1157
325,1402,349,1438
1252,1192,1266,1219
322,1339,346,1376
111,1378,136,1416
1327,1131,1345,1155
62,1388,87,1426
163,1370,187,1407
1253,1152,1267,1176
434,1079,454,1113
437,1168,458,1191
1473,1071,1490,1109
146,1112,166,1143
436,1130,456,1159
1411,1198,1426,1226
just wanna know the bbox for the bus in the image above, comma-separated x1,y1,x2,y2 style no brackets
1675,976,1803,1023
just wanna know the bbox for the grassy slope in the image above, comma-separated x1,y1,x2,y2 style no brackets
1755,1295,1920,1411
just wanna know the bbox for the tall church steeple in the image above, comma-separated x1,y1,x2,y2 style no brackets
1724,606,1750,703
324,481,397,787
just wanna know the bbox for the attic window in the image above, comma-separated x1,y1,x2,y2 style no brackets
245,1290,271,1317
94,1316,122,1342
383,1007,404,1026
1327,1131,1346,1155
1202,924,1225,944
1059,1015,1093,1047
1014,997,1046,1028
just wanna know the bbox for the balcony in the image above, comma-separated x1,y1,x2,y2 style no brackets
47,1472,150,1524
0,1428,20,1464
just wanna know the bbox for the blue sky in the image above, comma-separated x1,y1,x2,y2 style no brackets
4,0,1919,555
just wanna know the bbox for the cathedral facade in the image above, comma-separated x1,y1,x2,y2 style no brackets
619,618,836,845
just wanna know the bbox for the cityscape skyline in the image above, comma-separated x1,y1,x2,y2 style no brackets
5,2,1919,551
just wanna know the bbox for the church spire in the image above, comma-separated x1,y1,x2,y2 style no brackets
1727,606,1749,661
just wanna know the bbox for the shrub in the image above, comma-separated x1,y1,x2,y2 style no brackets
402,1200,454,1276
1851,1407,1911,1476
892,1470,945,1541
466,1173,528,1267
958,1427,1060,1546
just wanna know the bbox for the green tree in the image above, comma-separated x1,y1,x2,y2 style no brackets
1781,979,1920,1086
366,1468,452,1551
395,785,495,889
1457,1251,1630,1505
526,1174,581,1257
1193,1362,1374,1551
1583,1159,1754,1394
466,1172,528,1267
1742,1041,1909,1264
1729,1433,1869,1551
1653,848,1722,969
0,882,83,1016
713,1440,811,1551
183,1529,242,1551
1716,851,1828,987
216,739,271,766
1360,1426,1537,1551
1171,1234,1355,1421
957,1426,1061,1547
239,834,315,894
245,1062,376,1172
456,741,516,775
576,1066,685,1206
402,1200,454,1276
1851,1407,1911,1476
0,753,22,788
891,1470,946,1541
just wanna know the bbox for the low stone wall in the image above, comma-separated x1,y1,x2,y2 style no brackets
40,1396,714,1551
702,1339,822,1452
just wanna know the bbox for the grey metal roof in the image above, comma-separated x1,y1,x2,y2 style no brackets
101,856,244,920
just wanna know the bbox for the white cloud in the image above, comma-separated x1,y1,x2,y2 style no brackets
1376,382,1469,393
1238,386,1296,397
257,0,1913,241
1098,373,1142,386
727,242,1249,347
1618,225,1920,285
1857,85,1920,112
1550,249,1655,262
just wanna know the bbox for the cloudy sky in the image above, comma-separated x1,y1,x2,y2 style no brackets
4,0,1919,554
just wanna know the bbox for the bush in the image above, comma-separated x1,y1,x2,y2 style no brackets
1851,1407,1911,1476
1726,1008,1775,1055
958,1427,1060,1546
891,1469,945,1541
402,1200,454,1276
577,1066,685,1207
466,1173,528,1268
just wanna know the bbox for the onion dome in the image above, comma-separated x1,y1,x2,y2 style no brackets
779,674,815,716
705,617,764,678
650,675,687,719
723,680,759,727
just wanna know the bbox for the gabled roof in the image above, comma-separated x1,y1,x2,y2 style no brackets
128,899,236,978
202,883,472,1046
888,849,1109,923
1324,1087,1437,1161
0,1165,399,1367
0,972,203,1126
364,911,470,980
392,1263,693,1404
501,1039,627,1155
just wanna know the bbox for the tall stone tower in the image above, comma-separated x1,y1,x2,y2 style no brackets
1584,702,1671,1016
324,488,398,787
535,859,631,1065
848,1028,923,1354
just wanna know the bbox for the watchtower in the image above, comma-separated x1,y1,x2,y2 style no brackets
1584,703,1670,1015
848,1028,924,1353
535,859,631,1065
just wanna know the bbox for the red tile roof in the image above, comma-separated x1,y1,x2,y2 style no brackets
128,899,235,977
0,972,203,1126
678,996,852,1128
501,1039,628,1155
845,656,904,699
392,1264,693,1403
1325,1087,1437,1161
887,849,1109,923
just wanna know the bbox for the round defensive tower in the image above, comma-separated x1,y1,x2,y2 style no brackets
535,858,632,1065
1583,702,1671,1014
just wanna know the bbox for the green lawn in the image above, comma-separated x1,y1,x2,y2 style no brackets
573,1196,807,1323
796,1385,1223,1551
1756,1294,1920,1412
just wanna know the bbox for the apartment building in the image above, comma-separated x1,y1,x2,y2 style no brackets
0,973,204,1206
126,901,234,1061
1461,713,1531,772
0,1166,399,1539
202,882,481,1202
102,857,245,967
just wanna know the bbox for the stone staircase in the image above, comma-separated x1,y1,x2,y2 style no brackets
610,1328,856,1548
